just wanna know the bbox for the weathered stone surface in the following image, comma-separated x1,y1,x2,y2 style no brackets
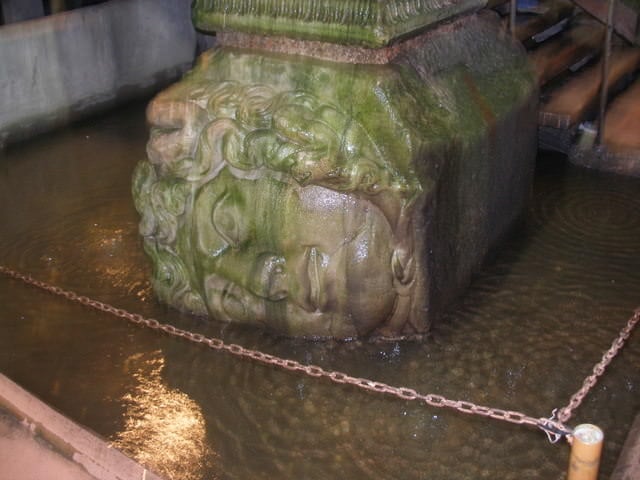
0,0,196,147
133,13,537,339
0,0,45,24
0,373,164,480
192,0,485,47
611,413,640,480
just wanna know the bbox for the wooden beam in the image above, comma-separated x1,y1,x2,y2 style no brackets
539,47,640,128
572,0,640,45
602,78,640,152
529,19,605,86
506,0,575,42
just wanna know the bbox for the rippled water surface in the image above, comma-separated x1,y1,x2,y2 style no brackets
0,103,639,480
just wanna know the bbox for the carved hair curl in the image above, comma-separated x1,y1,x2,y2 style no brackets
149,81,421,205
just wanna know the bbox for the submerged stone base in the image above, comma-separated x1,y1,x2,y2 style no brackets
133,12,537,339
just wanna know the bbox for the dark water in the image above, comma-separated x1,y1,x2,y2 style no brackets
0,103,639,480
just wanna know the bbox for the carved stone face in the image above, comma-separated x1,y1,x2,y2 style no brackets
134,25,539,339
133,51,435,338
133,75,423,338
193,168,397,338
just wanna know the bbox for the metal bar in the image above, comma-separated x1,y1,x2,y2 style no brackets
597,0,616,146
510,0,517,37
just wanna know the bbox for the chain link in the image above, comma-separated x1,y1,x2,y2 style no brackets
555,308,640,424
2,265,637,443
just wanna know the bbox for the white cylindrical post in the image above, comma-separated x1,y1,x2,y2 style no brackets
568,424,604,480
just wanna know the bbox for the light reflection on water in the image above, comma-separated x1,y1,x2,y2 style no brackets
0,103,638,480
112,351,216,480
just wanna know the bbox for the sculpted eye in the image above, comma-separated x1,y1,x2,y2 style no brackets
212,192,245,247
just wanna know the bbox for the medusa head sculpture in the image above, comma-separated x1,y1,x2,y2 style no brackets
133,76,428,339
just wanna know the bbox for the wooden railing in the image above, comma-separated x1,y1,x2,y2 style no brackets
501,0,638,144
571,0,639,45
495,0,639,45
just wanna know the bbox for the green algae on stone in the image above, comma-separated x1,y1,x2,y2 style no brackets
134,49,444,338
133,13,538,339
192,0,485,47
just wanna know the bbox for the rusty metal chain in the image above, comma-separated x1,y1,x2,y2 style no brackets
2,265,638,443
555,307,640,424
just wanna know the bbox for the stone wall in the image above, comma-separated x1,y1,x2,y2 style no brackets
0,0,198,147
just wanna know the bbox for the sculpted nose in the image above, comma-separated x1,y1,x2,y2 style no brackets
249,253,288,301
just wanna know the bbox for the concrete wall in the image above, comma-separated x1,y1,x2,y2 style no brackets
0,0,198,147
1,0,45,24
0,373,165,480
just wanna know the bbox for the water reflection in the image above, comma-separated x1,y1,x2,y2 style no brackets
0,107,638,479
112,351,216,480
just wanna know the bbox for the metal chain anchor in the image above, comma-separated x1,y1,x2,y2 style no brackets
1,265,638,444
